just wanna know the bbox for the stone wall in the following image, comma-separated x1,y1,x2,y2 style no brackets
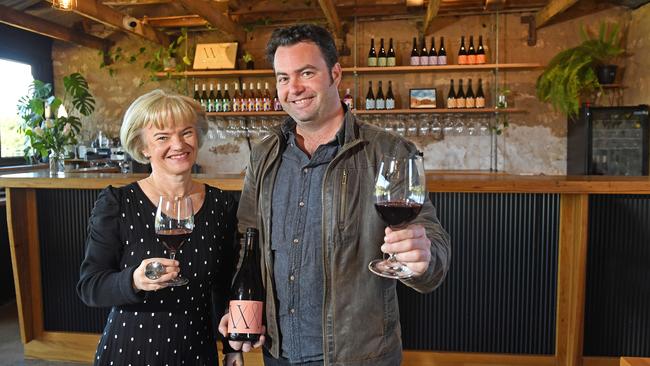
52,7,638,175
623,2,650,107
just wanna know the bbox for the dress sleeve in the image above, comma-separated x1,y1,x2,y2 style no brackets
211,190,240,354
77,186,145,307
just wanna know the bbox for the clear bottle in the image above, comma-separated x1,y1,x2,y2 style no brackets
410,37,420,66
377,38,387,67
365,81,376,110
428,37,438,66
368,38,377,67
375,81,385,110
228,228,264,342
343,88,354,110
419,37,428,66
438,37,447,65
385,81,395,110
458,36,467,65
447,79,456,109
386,38,396,67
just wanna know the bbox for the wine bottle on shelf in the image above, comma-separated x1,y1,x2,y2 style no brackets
428,37,438,66
465,78,476,108
438,37,447,65
193,84,200,103
240,83,248,112
475,78,486,108
366,81,376,110
273,90,283,111
447,79,457,109
387,38,396,67
468,36,476,65
263,82,272,111
207,83,216,112
378,38,387,67
228,228,264,343
375,81,386,110
248,82,256,112
477,35,486,64
419,37,428,66
215,83,223,112
222,83,231,112
456,79,466,108
410,37,420,66
200,84,208,112
343,88,354,110
368,38,378,67
385,81,395,110
232,83,241,112
255,82,263,112
458,36,468,65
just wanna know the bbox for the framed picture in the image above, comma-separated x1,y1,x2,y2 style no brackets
193,42,238,70
409,88,437,109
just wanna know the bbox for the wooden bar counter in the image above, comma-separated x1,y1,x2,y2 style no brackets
2,171,649,365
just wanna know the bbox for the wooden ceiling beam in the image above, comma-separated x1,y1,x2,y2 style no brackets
318,0,344,38
71,0,167,45
176,0,244,40
0,4,110,51
142,15,208,28
535,0,579,28
102,0,172,5
422,0,442,35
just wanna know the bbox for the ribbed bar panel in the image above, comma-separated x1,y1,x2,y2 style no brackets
584,195,650,357
397,193,559,354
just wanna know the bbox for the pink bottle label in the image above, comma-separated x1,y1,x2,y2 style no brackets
438,55,447,65
476,55,486,64
410,56,420,66
228,300,263,334
419,56,429,66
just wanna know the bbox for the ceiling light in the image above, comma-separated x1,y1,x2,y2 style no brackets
52,0,76,11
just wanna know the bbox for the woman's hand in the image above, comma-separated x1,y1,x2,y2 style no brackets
218,313,266,352
223,352,244,366
132,258,180,291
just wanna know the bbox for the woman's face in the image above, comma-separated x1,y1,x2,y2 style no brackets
140,120,198,176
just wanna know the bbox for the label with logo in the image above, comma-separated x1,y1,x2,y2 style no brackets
228,300,263,334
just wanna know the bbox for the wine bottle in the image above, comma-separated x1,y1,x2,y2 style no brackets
200,84,208,112
428,37,438,66
248,82,256,112
458,36,467,65
343,88,354,110
475,78,486,108
468,36,476,65
228,228,264,342
385,80,395,110
193,84,200,103
410,37,420,66
222,83,232,112
273,90,283,111
476,35,486,64
207,83,216,112
447,79,456,109
263,82,272,111
240,83,248,112
215,83,223,112
386,38,396,67
366,81,375,110
368,38,378,67
456,79,466,108
438,37,447,65
377,38,387,67
419,37,428,66
255,82,263,112
465,78,476,108
375,81,385,110
232,83,241,112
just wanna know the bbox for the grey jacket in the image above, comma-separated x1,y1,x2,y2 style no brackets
236,110,451,365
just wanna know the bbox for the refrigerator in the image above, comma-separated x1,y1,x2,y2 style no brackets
567,105,650,176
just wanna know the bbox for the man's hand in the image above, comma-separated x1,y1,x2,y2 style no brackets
223,352,244,366
381,224,431,277
218,313,266,352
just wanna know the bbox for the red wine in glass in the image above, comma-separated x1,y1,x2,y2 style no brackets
369,153,426,279
155,196,194,286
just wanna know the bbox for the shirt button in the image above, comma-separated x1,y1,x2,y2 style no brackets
290,308,295,314
293,238,299,244
299,201,305,207
289,275,295,281
303,168,308,174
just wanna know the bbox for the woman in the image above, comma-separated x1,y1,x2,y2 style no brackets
77,89,242,366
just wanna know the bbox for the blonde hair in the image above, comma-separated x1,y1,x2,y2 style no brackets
120,89,208,164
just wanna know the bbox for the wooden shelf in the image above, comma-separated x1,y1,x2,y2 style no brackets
158,63,543,78
600,84,626,89
205,108,524,117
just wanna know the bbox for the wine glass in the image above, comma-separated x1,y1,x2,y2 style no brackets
154,195,194,286
369,153,426,279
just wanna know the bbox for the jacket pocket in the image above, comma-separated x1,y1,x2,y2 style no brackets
337,168,348,230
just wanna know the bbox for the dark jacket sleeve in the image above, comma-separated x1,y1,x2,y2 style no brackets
211,190,240,355
77,186,145,307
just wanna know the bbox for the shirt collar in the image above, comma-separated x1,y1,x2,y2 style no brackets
281,107,347,147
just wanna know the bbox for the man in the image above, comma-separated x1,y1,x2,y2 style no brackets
220,24,450,365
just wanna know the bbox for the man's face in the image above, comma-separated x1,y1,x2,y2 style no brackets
273,42,342,126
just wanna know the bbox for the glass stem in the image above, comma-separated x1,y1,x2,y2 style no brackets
169,251,176,260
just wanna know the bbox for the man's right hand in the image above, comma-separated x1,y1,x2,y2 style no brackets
218,313,266,352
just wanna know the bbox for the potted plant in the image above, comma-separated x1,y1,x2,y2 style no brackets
16,73,95,175
241,51,255,69
536,22,624,118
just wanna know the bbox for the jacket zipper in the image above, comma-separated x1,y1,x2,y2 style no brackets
338,169,347,230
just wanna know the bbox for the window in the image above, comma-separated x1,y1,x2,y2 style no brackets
0,58,33,160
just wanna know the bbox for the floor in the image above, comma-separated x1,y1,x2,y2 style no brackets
0,301,89,366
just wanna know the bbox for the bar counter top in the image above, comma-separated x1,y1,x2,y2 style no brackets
2,170,650,194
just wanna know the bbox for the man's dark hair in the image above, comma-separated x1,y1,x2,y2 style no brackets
265,24,339,70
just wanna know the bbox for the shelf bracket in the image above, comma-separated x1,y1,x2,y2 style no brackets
520,16,537,46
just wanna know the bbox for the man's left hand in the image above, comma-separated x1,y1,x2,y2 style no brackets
381,224,431,277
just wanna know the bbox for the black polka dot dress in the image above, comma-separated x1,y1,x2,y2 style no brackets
77,182,237,366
